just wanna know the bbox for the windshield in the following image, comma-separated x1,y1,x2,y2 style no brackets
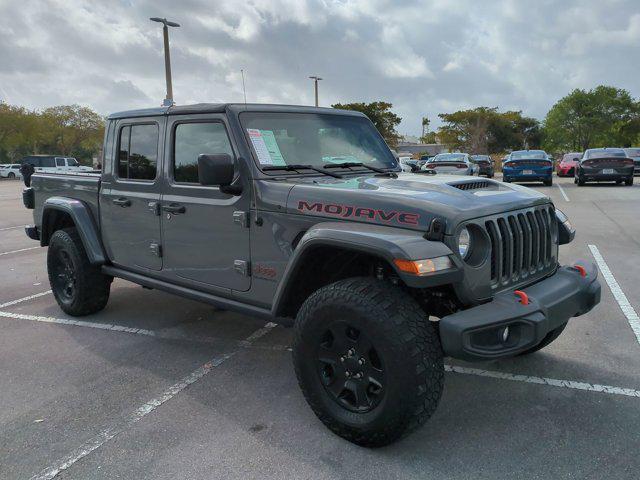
431,153,467,162
624,148,640,158
562,153,582,161
240,112,397,170
67,158,79,166
586,149,626,159
510,151,546,160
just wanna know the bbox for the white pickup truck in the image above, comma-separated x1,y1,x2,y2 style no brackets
20,155,94,174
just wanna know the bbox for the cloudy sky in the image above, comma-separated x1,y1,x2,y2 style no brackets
1,0,640,135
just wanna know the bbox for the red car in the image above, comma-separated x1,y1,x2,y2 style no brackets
557,152,582,176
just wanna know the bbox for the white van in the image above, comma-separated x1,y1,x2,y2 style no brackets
21,155,93,173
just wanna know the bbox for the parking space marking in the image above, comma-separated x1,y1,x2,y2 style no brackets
30,322,277,480
445,365,640,398
0,224,27,231
0,246,40,256
556,183,570,202
588,244,640,345
0,290,51,308
0,310,291,351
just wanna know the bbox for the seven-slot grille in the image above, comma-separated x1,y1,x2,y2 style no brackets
484,205,557,287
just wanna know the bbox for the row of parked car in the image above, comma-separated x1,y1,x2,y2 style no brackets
399,147,640,187
398,153,495,177
0,155,94,179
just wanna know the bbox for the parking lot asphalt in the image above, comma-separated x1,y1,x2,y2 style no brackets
1,175,639,479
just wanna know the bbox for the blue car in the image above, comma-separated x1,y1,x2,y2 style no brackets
502,150,553,186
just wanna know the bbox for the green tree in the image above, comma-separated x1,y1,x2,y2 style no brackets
332,101,402,148
421,116,429,137
543,86,640,151
437,107,541,153
0,102,105,164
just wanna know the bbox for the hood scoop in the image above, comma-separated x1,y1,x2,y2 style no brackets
448,180,493,191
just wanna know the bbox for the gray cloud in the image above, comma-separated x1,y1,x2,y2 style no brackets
1,0,639,135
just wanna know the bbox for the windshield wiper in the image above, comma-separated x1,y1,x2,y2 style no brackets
323,161,398,177
262,164,343,178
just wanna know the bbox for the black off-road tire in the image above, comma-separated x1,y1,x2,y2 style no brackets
47,228,112,316
293,277,444,448
518,322,567,356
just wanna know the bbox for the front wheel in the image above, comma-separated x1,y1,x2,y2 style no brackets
577,175,586,186
293,277,444,447
48,228,112,316
8,172,15,179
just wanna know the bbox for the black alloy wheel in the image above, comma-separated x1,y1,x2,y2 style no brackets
317,322,385,413
51,249,77,302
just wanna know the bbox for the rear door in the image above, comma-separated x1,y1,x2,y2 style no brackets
55,157,66,172
100,117,164,271
159,114,251,292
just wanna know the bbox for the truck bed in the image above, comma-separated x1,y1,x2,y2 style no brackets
30,172,101,230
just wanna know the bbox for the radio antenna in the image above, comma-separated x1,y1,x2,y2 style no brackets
241,69,247,105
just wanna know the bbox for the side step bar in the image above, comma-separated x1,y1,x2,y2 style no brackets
101,265,274,321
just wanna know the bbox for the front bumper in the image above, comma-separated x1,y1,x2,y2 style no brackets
439,262,600,361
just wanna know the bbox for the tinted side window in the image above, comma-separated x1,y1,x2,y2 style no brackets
117,124,158,180
56,158,65,167
173,122,233,183
26,157,40,167
41,157,55,168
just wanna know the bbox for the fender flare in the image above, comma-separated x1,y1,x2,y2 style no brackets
41,197,106,265
271,221,463,318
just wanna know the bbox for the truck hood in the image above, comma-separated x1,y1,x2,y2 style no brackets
273,172,551,234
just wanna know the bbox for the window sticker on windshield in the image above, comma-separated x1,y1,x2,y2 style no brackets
247,129,286,166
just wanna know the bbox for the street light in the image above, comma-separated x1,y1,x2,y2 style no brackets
309,76,322,107
150,17,180,106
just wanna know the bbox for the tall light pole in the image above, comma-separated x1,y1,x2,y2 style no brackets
150,17,180,106
309,76,322,107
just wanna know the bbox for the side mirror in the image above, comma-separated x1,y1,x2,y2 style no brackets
198,154,234,187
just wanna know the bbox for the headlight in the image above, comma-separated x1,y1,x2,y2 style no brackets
458,227,471,259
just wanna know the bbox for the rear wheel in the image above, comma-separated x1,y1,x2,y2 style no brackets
543,178,552,186
48,228,112,316
625,176,634,186
518,323,567,355
293,277,444,447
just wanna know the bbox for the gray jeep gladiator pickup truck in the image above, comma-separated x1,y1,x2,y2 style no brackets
22,103,601,447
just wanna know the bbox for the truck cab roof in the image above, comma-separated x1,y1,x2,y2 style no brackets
107,103,366,120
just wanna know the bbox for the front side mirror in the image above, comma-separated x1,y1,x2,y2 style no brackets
198,154,234,187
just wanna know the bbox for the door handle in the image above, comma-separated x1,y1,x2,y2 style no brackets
162,203,186,214
112,197,131,207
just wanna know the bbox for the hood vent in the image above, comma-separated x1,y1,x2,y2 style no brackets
450,180,491,191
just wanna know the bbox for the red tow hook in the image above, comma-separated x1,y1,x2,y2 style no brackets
514,290,529,305
573,264,587,278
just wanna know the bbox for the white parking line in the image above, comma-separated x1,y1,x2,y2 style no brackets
0,246,40,256
588,244,640,345
556,183,570,202
0,290,51,309
445,365,640,398
30,321,277,480
0,310,291,351
0,224,27,231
